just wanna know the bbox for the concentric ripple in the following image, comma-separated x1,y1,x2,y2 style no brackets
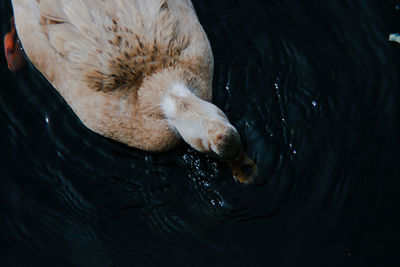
1,0,400,266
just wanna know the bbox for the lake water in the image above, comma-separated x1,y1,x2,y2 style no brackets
1,0,400,266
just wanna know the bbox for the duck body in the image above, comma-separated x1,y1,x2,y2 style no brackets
12,0,213,151
10,0,257,182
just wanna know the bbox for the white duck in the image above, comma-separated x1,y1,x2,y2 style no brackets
5,0,257,183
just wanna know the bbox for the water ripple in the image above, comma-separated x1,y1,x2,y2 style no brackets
2,0,400,265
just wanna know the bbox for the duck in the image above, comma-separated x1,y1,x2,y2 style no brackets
5,0,257,183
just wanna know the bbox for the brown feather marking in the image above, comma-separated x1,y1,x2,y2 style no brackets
160,2,169,12
84,32,191,99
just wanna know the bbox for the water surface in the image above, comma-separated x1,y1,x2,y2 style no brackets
1,0,400,266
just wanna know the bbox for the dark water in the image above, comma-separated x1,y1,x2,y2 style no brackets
1,0,400,266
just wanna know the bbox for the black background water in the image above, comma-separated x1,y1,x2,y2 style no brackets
1,0,400,266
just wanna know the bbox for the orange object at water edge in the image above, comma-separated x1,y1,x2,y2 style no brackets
4,17,25,72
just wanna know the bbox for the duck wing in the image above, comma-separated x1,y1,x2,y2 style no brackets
12,0,213,96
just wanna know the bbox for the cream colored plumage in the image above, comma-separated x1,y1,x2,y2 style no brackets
11,0,257,182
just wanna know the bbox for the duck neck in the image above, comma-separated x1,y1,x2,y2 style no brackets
162,82,212,153
159,82,240,157
137,69,241,157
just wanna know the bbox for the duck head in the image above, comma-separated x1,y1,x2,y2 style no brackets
161,83,257,183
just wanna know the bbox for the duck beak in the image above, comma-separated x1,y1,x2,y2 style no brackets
229,150,258,184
